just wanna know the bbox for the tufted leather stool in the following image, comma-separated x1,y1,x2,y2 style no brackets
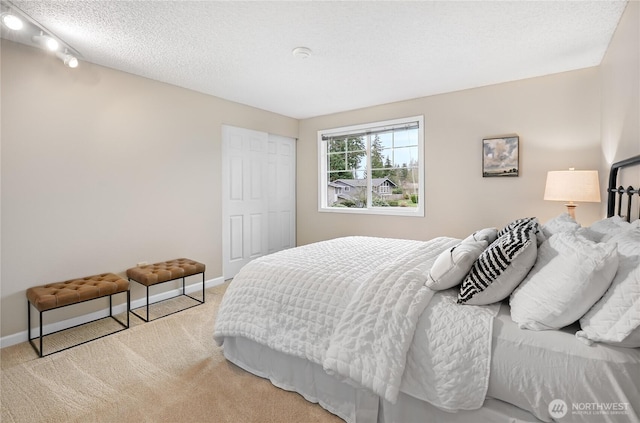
126,258,205,322
26,273,130,357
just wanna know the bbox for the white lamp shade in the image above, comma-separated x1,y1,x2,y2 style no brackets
544,170,600,203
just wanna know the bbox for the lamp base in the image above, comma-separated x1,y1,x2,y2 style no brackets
565,204,577,221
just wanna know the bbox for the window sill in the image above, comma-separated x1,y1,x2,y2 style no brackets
318,206,424,217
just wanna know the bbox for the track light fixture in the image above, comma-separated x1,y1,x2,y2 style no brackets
1,0,81,68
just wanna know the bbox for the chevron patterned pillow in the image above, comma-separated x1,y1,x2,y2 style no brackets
497,216,545,245
458,222,538,305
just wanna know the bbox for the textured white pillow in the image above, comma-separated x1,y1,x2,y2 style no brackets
586,216,632,242
577,228,640,347
574,227,602,243
510,232,619,330
462,228,498,245
541,213,580,238
458,224,537,305
426,240,488,290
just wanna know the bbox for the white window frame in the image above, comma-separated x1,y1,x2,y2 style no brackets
318,115,424,217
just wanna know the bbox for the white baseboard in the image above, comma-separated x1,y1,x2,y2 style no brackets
0,276,225,349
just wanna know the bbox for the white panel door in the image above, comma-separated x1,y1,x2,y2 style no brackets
222,126,296,279
267,134,296,253
222,125,269,279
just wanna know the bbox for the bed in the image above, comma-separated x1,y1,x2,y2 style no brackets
214,155,640,423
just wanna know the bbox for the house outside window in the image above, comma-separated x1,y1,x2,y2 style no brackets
318,116,424,217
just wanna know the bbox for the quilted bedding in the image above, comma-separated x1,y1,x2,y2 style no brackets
400,290,500,410
214,236,500,409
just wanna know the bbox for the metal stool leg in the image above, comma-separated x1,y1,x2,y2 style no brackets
39,310,43,358
146,285,150,322
27,302,44,357
27,301,30,342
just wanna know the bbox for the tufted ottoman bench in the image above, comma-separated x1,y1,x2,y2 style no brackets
126,258,205,322
26,273,129,357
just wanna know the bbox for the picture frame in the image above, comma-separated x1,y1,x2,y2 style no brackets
482,136,519,177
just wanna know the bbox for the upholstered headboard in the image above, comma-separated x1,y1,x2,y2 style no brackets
607,155,640,221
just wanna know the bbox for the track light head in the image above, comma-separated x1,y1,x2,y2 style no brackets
56,49,79,68
65,55,78,68
1,12,23,30
33,32,59,51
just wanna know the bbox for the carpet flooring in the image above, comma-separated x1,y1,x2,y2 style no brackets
1,283,344,423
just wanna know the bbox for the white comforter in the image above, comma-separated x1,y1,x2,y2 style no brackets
214,236,499,410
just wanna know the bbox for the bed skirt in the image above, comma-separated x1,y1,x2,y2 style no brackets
221,336,542,423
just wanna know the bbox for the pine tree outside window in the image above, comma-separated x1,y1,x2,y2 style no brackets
318,116,424,217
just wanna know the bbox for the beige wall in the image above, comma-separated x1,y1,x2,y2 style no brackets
0,40,298,338
2,2,638,341
298,68,603,246
600,1,640,193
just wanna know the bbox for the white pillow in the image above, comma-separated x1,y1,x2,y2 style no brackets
426,240,488,290
458,224,537,305
586,215,632,242
510,232,619,330
462,228,498,245
541,213,580,238
574,227,602,243
577,228,640,347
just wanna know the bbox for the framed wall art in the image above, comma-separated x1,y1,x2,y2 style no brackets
482,136,519,177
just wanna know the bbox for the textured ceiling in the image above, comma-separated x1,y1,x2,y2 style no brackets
1,1,628,119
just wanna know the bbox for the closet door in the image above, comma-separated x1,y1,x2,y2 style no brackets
267,134,296,254
222,126,296,279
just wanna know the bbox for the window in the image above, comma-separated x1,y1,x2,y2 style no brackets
318,116,424,217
